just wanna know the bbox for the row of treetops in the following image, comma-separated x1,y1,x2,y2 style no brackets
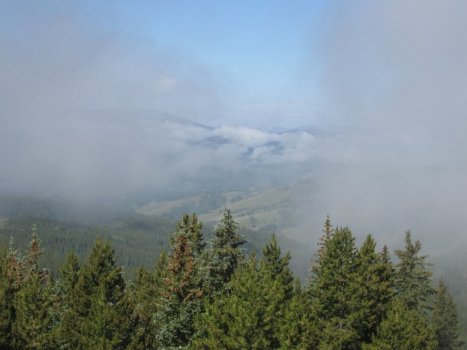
0,210,464,349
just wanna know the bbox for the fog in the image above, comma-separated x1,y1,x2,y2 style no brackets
1,1,467,251
0,2,319,200
301,0,467,249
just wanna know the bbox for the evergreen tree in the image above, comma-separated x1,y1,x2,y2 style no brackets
317,214,334,260
394,231,434,312
192,246,293,350
354,235,394,344
261,234,294,298
363,300,437,350
208,208,245,294
432,280,464,350
127,267,158,350
310,215,335,277
307,226,361,349
127,252,167,350
0,229,54,349
57,239,132,350
155,214,206,348
278,289,317,350
0,248,16,349
1,229,53,349
12,272,56,349
59,250,80,299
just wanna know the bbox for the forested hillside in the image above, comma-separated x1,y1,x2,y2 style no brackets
0,196,302,279
0,210,464,349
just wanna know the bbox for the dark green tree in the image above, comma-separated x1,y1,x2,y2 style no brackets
394,231,434,312
310,215,335,277
12,272,56,350
155,214,206,348
307,226,361,349
1,229,54,350
261,234,294,298
127,252,167,350
317,214,334,260
193,236,295,349
54,251,81,348
208,208,245,294
363,300,437,350
354,235,395,344
57,239,132,350
278,288,316,350
192,246,293,350
59,251,80,298
432,280,464,350
0,246,18,349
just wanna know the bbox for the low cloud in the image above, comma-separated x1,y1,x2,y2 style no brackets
297,0,467,247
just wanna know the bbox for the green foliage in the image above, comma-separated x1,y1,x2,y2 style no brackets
56,239,132,349
126,252,167,350
207,208,246,294
307,229,396,349
261,234,294,298
12,272,56,349
307,226,361,349
192,244,293,350
0,247,17,348
432,280,464,350
0,209,465,350
354,235,394,344
0,214,174,278
155,214,206,348
278,289,318,350
395,231,435,312
363,300,437,350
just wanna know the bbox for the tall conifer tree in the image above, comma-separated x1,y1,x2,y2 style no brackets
57,239,131,349
394,231,434,312
432,280,464,350
308,226,361,349
155,214,206,348
208,208,245,294
193,236,294,350
363,300,437,350
354,235,395,344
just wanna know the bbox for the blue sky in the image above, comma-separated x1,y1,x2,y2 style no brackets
2,0,467,238
96,0,327,92
0,0,329,127
106,1,330,128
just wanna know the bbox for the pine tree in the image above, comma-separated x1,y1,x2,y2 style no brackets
192,245,293,350
261,234,294,298
395,231,434,312
57,239,132,350
307,226,361,349
208,208,245,294
126,253,167,350
24,225,42,277
59,250,80,299
317,214,334,260
0,229,56,349
278,288,317,350
354,235,395,344
0,249,16,349
363,300,437,350
13,272,56,349
432,280,464,350
155,214,206,348
310,215,335,277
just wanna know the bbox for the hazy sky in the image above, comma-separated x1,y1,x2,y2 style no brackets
1,0,467,245
1,0,329,128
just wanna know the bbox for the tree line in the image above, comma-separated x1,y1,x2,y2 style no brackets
0,210,464,349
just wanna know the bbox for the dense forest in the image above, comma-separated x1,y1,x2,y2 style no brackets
0,209,464,349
